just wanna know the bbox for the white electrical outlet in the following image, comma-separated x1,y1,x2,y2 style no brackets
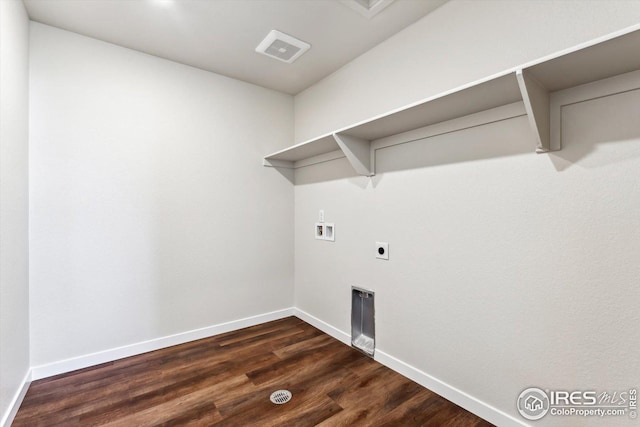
376,242,389,260
319,210,325,222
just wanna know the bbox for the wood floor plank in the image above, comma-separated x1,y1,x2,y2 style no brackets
155,401,219,427
246,339,353,387
318,364,422,426
97,384,225,427
214,350,362,420
211,390,341,427
78,353,282,425
12,317,493,427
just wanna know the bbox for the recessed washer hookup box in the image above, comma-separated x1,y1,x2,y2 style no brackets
351,286,375,357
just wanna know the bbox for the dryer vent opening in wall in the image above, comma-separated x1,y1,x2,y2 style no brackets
351,287,375,356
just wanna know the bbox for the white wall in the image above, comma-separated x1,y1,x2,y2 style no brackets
295,99,640,425
294,0,640,142
0,0,30,424
293,1,640,425
29,23,294,368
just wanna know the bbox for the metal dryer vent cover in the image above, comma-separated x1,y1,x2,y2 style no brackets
256,30,311,64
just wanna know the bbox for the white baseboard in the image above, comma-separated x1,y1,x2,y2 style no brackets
1,369,32,427
374,350,526,427
293,308,526,427
293,308,351,345
30,307,295,381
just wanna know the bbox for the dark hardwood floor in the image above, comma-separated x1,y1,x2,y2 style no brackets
13,317,492,426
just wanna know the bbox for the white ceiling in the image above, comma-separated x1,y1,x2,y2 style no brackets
23,0,447,94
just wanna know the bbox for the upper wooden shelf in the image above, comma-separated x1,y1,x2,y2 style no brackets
524,25,640,92
264,24,640,175
263,72,521,170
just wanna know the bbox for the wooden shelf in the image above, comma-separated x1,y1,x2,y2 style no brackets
524,26,640,92
516,24,640,153
263,72,522,172
341,73,522,142
263,134,338,167
264,24,640,177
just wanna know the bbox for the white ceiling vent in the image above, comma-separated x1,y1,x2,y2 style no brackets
256,30,311,64
340,0,396,19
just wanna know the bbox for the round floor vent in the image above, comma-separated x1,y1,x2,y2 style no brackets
270,389,292,404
